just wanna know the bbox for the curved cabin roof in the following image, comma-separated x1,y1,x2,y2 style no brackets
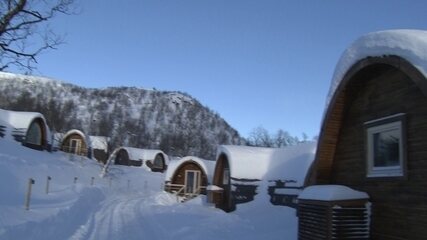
109,147,169,164
217,143,316,184
62,129,91,148
165,156,215,183
308,29,427,185
217,145,275,181
268,142,317,187
0,108,50,143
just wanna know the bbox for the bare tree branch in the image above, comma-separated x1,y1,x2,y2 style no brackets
0,0,76,72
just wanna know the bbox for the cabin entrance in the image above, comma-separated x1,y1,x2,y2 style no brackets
185,170,201,194
70,139,81,154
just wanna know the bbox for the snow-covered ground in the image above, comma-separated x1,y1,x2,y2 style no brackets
0,139,297,240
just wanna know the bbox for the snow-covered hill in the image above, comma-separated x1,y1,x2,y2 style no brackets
0,72,243,159
0,137,297,240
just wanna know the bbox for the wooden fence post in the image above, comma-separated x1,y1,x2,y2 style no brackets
45,176,51,194
25,178,35,210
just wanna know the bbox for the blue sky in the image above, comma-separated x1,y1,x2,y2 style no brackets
24,0,427,139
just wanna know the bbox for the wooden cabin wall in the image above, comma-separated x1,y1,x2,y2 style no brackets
171,162,208,189
330,66,427,240
61,133,87,155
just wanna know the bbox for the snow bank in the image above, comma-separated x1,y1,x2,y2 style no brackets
299,185,369,201
327,29,427,107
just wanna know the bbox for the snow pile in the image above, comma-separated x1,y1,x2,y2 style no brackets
328,29,427,106
299,185,369,201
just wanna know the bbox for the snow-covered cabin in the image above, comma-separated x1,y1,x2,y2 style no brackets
266,142,316,208
89,136,109,163
211,143,316,212
60,129,91,158
306,29,427,239
108,147,169,171
164,156,215,197
0,108,50,151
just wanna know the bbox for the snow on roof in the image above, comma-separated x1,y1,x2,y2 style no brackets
111,147,169,163
89,136,109,151
165,156,215,183
298,185,369,201
217,142,316,184
217,145,275,180
267,142,317,187
62,129,91,147
327,29,427,107
0,108,49,142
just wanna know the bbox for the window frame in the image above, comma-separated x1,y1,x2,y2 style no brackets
364,113,407,178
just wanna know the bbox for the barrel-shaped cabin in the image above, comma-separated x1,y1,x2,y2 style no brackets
211,143,316,212
0,108,50,151
60,129,91,158
109,147,169,171
306,29,427,240
164,156,215,197
212,145,274,212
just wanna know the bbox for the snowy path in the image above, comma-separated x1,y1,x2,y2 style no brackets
70,192,164,240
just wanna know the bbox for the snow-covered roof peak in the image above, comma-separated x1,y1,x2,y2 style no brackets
328,29,427,107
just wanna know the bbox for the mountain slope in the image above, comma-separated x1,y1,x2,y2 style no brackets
0,72,243,159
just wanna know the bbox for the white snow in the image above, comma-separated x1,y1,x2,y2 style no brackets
298,185,369,201
327,29,427,108
266,142,317,187
0,71,60,85
0,137,299,239
217,142,316,186
165,156,216,183
217,145,276,180
105,147,169,167
0,108,50,142
62,129,91,147
88,136,109,152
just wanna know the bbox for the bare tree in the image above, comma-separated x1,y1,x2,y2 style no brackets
248,126,274,147
0,0,76,71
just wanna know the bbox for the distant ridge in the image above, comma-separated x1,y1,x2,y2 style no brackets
0,72,243,159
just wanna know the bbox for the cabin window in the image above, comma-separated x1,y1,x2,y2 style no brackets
365,114,406,178
153,154,164,169
223,168,230,185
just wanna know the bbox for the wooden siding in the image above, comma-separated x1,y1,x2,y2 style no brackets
329,64,427,240
171,161,208,194
61,133,88,156
212,154,234,212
